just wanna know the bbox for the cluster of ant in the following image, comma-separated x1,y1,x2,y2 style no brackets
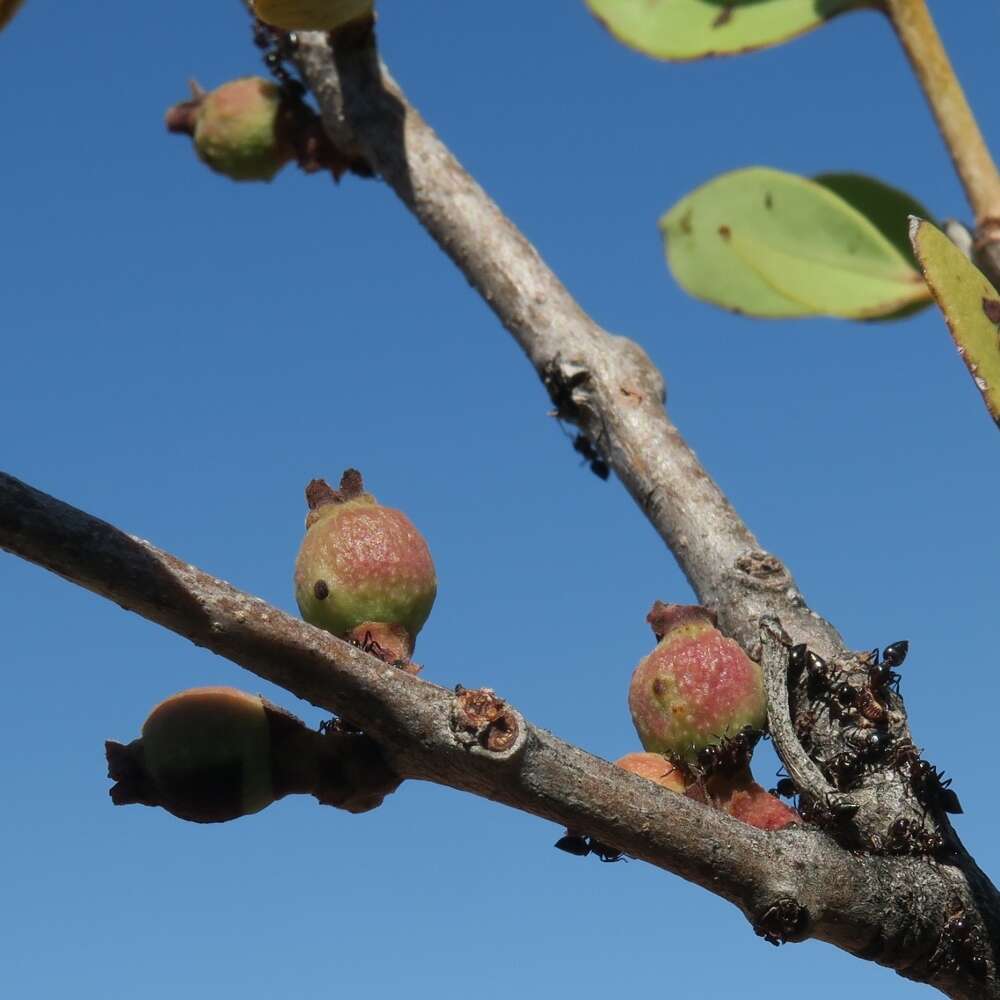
251,19,306,98
773,640,961,856
928,905,990,980
692,724,761,781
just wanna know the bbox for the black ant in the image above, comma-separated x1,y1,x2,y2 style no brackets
892,743,963,815
769,775,797,801
868,640,908,695
910,759,963,815
252,18,306,97
350,630,387,658
554,832,625,863
844,727,893,763
798,792,858,829
884,817,945,857
571,433,610,481
693,726,761,777
821,728,893,790
930,907,989,979
789,643,829,677
824,751,865,791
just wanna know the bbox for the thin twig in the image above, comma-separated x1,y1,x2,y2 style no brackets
759,619,848,807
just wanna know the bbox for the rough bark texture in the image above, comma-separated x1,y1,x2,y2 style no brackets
294,27,840,661
5,9,999,997
1,469,998,996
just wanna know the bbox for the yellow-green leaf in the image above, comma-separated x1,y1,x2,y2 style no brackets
0,0,25,33
660,167,931,319
253,0,373,31
910,217,1000,429
586,0,872,61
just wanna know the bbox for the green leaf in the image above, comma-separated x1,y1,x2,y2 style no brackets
659,167,931,319
812,172,934,320
813,173,932,269
586,0,873,62
910,217,1000,429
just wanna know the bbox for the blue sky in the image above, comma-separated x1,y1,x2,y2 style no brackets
1,2,997,997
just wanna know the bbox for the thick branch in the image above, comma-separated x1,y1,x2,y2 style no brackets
0,469,996,997
883,0,1000,287
293,29,835,658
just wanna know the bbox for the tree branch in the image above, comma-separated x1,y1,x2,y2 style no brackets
293,26,837,660
883,0,1000,288
0,468,996,997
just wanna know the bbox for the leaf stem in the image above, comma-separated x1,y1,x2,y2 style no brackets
884,1,1000,251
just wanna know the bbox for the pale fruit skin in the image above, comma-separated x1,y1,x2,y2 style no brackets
141,687,274,822
294,476,437,653
721,778,800,831
687,767,801,831
194,78,291,182
615,752,689,792
628,603,766,763
253,0,373,31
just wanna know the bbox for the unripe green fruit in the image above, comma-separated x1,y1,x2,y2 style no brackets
294,470,437,659
253,0,373,31
140,687,275,822
628,602,766,763
190,78,291,182
107,688,401,821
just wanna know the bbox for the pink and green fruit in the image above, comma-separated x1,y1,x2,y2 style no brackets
294,470,437,660
628,602,765,763
189,77,291,182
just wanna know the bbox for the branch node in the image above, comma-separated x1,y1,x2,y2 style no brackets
752,897,810,946
451,686,523,757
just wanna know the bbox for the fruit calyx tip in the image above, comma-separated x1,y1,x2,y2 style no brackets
305,468,367,516
646,601,717,641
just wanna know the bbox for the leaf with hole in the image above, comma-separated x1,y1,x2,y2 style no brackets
585,0,872,61
660,167,931,319
910,217,1000,429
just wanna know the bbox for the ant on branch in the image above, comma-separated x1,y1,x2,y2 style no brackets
882,817,945,857
693,725,761,778
929,906,989,979
867,640,908,695
769,767,798,803
554,832,625,863
892,743,963,815
571,433,610,481
251,18,306,97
